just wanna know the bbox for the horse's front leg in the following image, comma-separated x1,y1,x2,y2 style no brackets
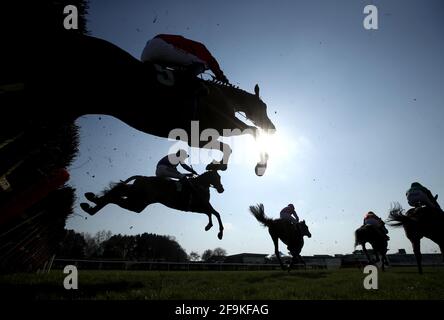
374,252,380,263
209,206,224,240
204,213,213,231
287,256,295,273
411,237,423,274
201,138,232,172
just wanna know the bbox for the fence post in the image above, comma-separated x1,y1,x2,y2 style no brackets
46,254,55,273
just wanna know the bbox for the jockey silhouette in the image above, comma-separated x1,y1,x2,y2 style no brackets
363,211,389,240
141,34,229,83
141,34,229,119
156,149,197,181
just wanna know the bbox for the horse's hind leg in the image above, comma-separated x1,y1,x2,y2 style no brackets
85,192,100,204
80,201,107,215
271,234,285,271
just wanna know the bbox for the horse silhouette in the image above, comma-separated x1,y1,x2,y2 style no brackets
249,204,311,271
388,203,444,274
80,170,226,239
26,32,276,176
355,224,389,271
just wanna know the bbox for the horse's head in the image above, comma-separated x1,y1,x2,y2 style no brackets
200,170,224,193
298,220,312,238
244,84,276,132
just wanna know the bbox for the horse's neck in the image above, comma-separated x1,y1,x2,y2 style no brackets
191,175,210,189
217,85,254,114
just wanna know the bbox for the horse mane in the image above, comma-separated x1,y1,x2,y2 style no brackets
203,78,253,97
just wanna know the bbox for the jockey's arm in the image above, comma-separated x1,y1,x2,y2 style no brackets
180,162,197,175
292,211,299,223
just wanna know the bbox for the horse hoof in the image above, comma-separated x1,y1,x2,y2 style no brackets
255,163,267,176
85,192,97,202
80,203,95,215
205,225,212,231
217,232,223,240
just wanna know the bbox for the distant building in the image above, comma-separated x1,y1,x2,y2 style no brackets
222,249,442,268
224,253,268,264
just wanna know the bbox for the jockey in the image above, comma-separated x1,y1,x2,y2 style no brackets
363,211,389,240
280,204,299,225
156,149,197,181
141,34,229,83
141,34,229,119
406,182,442,213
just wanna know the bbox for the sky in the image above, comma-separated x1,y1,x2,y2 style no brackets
66,0,444,258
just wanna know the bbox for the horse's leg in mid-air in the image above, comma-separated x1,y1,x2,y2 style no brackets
207,204,224,240
81,184,131,215
410,236,423,274
85,192,100,204
204,212,213,231
80,200,107,215
200,138,232,171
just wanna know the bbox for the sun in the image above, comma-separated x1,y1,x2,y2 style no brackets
254,129,290,161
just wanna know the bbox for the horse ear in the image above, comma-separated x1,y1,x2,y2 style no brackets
254,84,260,97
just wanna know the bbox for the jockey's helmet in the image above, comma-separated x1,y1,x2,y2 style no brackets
176,149,189,160
288,204,295,210
365,211,376,219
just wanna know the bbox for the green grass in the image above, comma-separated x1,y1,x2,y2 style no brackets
1,267,444,300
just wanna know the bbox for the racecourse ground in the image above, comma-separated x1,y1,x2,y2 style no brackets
1,267,443,300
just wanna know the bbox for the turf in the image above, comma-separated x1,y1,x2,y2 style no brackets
1,267,443,300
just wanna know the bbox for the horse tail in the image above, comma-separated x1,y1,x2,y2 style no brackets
122,175,143,184
99,181,130,198
387,202,411,227
249,203,273,227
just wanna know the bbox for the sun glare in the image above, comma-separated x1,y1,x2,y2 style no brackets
255,129,291,161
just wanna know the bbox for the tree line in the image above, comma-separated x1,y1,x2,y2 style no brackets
57,230,227,262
